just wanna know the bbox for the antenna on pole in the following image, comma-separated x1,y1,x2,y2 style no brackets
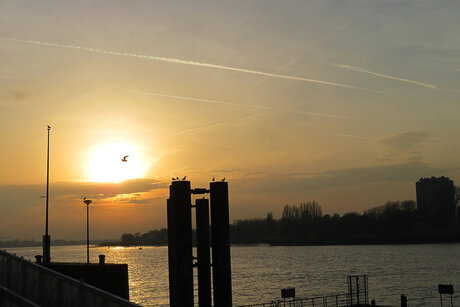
43,125,51,264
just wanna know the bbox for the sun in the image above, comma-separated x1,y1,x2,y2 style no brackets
88,143,146,183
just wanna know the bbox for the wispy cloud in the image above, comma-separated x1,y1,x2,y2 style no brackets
232,159,452,193
333,63,437,89
0,37,374,92
0,178,166,210
133,90,348,119
376,130,429,152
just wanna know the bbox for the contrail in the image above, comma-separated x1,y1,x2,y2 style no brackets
132,90,348,119
333,63,437,89
338,134,374,140
0,36,372,91
171,112,266,136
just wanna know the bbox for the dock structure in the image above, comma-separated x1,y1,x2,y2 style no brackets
0,250,139,307
167,179,233,307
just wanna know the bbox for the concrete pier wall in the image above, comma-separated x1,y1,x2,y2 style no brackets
0,250,138,307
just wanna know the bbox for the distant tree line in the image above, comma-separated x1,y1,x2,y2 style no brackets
0,239,90,248
107,229,168,246
230,200,460,245
111,199,460,246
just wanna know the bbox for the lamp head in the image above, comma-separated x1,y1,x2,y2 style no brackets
84,199,92,206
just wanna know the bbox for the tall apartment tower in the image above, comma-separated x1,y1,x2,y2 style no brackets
415,176,457,227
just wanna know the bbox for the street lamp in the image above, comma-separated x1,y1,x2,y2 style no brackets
84,198,92,264
43,125,51,264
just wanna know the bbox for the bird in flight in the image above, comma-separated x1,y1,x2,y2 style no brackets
121,155,129,162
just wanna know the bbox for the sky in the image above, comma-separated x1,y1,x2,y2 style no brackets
1,0,459,240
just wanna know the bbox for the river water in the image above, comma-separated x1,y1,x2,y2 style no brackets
6,244,460,306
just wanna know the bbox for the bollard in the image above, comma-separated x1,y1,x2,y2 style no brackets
35,255,43,264
98,255,106,265
371,299,376,306
401,294,407,307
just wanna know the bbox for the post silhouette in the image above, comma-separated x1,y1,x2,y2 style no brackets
196,198,211,307
210,181,232,307
167,181,193,307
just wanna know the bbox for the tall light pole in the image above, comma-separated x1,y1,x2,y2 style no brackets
84,198,92,264
43,125,51,264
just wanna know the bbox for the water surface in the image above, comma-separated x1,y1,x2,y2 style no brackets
7,244,460,306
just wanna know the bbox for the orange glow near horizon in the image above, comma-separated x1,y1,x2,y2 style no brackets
88,143,147,183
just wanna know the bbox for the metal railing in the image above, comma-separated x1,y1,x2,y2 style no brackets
0,286,40,307
239,292,367,307
0,250,140,307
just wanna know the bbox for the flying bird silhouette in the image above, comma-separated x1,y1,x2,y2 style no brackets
121,155,129,162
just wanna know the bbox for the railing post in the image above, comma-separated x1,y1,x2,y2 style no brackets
57,279,63,306
356,278,360,305
79,278,86,307
38,271,45,306
21,261,27,296
6,257,12,289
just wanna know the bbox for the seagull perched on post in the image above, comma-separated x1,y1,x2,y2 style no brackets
121,155,129,162
212,177,215,181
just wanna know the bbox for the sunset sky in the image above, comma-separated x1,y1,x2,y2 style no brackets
1,0,459,240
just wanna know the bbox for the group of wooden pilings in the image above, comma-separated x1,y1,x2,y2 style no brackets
167,180,232,307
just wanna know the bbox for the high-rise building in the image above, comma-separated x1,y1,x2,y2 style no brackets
416,176,457,227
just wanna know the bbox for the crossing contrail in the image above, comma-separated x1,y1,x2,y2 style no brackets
132,90,348,119
0,36,373,92
171,112,267,136
333,63,437,89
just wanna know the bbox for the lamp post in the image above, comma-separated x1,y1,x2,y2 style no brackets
43,125,51,264
84,198,92,264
